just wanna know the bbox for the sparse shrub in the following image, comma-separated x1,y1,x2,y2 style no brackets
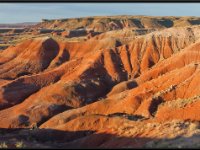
15,141,25,149
0,142,8,148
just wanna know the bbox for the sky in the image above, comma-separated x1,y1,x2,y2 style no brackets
1,3,200,23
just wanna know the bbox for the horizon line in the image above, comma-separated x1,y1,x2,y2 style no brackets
2,14,200,24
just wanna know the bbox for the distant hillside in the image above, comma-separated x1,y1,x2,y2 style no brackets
0,22,38,29
33,15,200,32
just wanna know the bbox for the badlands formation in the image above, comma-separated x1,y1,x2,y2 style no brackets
1,16,200,148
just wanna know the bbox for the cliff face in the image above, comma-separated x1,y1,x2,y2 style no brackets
1,16,200,148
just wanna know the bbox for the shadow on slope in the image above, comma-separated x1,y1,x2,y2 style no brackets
0,127,200,148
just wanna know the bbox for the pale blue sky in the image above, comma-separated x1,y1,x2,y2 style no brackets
1,3,200,23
